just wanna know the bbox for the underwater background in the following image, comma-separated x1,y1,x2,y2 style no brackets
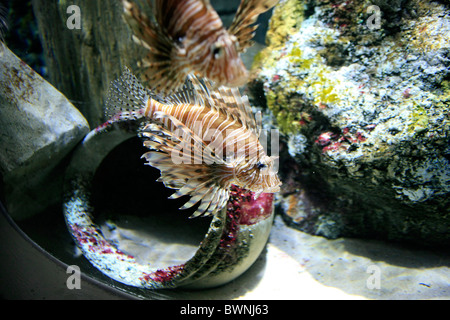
1,0,450,299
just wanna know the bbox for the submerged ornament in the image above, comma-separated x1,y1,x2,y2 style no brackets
121,0,279,93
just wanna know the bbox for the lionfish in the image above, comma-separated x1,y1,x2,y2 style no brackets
104,68,281,217
121,0,279,93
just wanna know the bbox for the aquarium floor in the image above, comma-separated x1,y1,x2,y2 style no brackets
8,203,450,300
171,215,450,300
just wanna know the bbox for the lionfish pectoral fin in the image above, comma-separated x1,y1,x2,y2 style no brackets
164,164,230,218
228,0,279,51
139,112,228,217
178,180,213,208
207,188,230,217
253,190,263,200
141,127,192,189
189,187,230,218
180,193,204,210
168,182,198,199
192,188,217,217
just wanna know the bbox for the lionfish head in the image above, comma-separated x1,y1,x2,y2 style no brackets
235,155,281,195
200,32,248,87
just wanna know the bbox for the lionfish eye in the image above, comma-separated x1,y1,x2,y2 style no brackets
212,45,224,59
175,36,185,48
256,162,267,169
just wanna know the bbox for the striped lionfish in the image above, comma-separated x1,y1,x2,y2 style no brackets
105,68,281,217
121,0,279,93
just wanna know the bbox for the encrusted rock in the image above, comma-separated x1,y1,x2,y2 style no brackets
252,0,450,245
0,44,89,220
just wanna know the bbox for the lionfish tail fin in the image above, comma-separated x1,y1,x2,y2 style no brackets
105,67,149,121
121,0,180,93
228,0,279,51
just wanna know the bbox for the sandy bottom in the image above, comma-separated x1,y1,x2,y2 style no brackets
165,216,450,300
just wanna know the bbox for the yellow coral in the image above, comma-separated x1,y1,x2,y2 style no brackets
408,105,429,134
266,0,304,49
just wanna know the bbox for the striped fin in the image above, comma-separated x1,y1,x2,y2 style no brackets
154,0,214,35
139,111,231,217
187,75,261,134
178,182,231,218
193,187,229,218
142,152,188,189
163,79,199,106
121,0,186,93
141,121,207,170
152,111,225,165
192,186,219,216
179,181,214,210
0,3,7,44
122,0,172,58
142,151,230,217
228,0,279,51
140,122,181,145
189,187,229,218
184,75,216,110
214,86,262,135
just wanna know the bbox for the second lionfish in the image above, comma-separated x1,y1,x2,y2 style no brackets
103,68,281,217
121,0,279,93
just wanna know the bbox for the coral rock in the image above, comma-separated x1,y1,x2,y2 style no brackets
0,44,89,220
252,0,450,245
